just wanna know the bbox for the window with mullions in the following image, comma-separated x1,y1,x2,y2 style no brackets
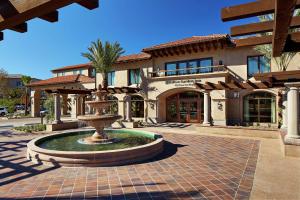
128,68,141,85
165,58,213,76
107,71,115,86
247,55,270,78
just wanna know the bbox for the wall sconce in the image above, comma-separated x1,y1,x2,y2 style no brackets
217,101,223,111
233,91,240,99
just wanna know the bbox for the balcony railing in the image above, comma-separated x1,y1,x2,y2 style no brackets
148,65,227,78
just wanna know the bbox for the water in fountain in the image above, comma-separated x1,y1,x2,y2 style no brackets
77,85,122,144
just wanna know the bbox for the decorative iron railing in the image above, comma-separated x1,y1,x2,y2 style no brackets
148,65,227,77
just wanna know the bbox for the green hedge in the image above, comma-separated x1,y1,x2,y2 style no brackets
14,124,46,133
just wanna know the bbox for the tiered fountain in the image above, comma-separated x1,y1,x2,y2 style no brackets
27,85,164,167
77,85,121,144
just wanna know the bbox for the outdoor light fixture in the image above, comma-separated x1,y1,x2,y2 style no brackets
233,92,240,99
217,101,223,111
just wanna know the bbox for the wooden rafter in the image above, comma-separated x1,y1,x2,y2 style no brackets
272,0,297,57
0,0,99,38
231,16,300,37
39,10,59,22
9,22,27,33
0,32,3,41
221,0,300,22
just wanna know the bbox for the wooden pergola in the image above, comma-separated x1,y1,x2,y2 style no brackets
0,0,99,41
222,0,300,57
195,70,300,91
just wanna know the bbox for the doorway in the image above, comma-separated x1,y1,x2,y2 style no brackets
166,91,203,123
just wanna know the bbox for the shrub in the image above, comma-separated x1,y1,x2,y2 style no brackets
14,124,46,133
0,98,20,113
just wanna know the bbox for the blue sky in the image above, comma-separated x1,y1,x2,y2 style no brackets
0,0,256,79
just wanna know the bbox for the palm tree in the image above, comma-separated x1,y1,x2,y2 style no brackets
21,75,32,115
254,11,300,71
82,39,124,89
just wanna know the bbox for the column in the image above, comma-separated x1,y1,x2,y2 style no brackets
62,94,68,115
71,94,79,119
281,90,288,129
125,95,132,122
81,95,86,115
53,93,62,124
203,91,211,125
30,90,41,117
286,87,300,139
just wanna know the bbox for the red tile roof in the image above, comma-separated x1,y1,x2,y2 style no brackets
27,75,95,87
116,53,151,63
51,63,92,73
143,34,230,52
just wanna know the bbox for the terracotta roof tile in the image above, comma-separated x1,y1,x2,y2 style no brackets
27,75,95,87
51,63,92,72
116,53,151,63
143,34,230,52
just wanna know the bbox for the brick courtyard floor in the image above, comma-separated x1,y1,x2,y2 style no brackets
0,132,260,200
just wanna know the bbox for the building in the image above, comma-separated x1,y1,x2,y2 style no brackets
29,34,300,128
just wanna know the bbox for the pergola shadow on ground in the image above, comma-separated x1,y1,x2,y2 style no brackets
0,133,259,200
0,139,59,187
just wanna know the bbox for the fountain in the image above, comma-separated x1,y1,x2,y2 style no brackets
77,85,122,144
26,85,164,167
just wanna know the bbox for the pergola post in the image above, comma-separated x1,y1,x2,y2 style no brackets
125,95,132,122
281,90,288,129
71,94,79,119
30,90,41,117
203,91,211,125
81,95,86,115
53,93,62,124
285,85,300,140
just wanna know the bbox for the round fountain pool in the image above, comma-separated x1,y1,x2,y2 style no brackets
27,129,164,167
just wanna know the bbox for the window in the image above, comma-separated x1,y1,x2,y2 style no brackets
107,71,115,86
16,81,23,87
79,69,83,75
131,95,144,118
244,92,276,123
247,55,270,78
73,70,78,75
91,68,96,77
165,58,213,76
166,63,177,76
129,68,141,85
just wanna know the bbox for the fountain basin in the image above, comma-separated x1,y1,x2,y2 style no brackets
27,129,164,167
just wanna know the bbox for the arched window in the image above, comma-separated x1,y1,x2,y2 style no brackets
131,95,144,118
243,92,276,123
107,96,118,115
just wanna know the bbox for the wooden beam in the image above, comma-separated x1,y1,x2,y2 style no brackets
245,80,259,89
205,82,216,90
0,0,99,31
272,0,297,57
195,83,205,90
8,22,27,33
218,81,230,90
77,0,99,10
39,10,59,22
167,48,174,56
231,16,300,37
234,35,272,47
221,0,300,22
230,80,245,89
0,32,3,41
284,32,300,52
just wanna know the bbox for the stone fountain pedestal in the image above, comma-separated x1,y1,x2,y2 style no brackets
77,86,121,144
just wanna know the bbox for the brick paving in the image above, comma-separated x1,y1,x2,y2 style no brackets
0,133,260,200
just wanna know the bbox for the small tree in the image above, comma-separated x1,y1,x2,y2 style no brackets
254,11,300,71
43,95,54,123
82,39,124,89
21,75,32,115
0,68,8,97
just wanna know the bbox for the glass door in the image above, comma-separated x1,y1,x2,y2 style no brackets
179,102,188,122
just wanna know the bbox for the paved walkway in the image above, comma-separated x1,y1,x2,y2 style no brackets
0,131,259,200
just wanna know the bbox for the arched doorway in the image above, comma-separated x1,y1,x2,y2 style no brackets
166,91,203,123
243,92,276,123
